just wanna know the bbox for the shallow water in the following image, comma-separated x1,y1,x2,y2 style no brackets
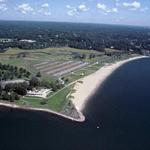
1,58,150,150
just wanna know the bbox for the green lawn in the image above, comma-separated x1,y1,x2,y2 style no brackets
0,47,102,75
0,47,138,113
46,86,72,111
18,85,73,112
17,97,43,108
64,66,99,83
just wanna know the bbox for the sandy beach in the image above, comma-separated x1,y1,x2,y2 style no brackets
0,56,147,123
71,56,147,112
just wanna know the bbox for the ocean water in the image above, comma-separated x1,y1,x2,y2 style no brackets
0,57,150,150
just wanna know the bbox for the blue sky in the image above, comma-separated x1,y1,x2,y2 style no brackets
0,0,150,26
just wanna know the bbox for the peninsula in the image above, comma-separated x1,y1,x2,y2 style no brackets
0,46,144,122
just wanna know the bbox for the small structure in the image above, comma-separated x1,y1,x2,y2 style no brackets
27,88,52,98
58,78,65,85
19,39,36,43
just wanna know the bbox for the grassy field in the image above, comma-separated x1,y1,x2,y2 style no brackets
18,85,73,112
0,47,138,113
63,53,135,83
0,47,102,75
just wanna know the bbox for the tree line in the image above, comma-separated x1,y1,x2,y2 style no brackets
0,21,150,53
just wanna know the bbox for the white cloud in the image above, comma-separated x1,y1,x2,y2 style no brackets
105,8,118,13
0,0,8,12
97,3,107,11
0,3,7,11
67,4,89,16
17,3,33,14
38,3,51,16
123,1,141,10
97,3,118,14
66,5,71,9
78,4,89,12
41,3,49,8
110,8,118,13
67,8,78,16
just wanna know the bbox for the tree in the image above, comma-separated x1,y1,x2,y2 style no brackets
2,72,9,80
29,77,40,87
65,78,69,83
14,85,27,96
5,84,14,92
50,82,58,92
10,92,20,101
25,71,31,78
81,54,86,59
36,72,41,77
14,66,18,71
89,54,96,59
40,79,51,88
0,84,2,95
14,93,20,100
19,67,24,73
1,91,10,101
40,99,47,105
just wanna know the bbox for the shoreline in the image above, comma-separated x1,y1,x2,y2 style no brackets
0,101,85,122
71,56,147,113
0,55,147,123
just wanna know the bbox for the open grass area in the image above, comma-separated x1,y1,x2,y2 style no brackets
0,47,104,112
19,85,73,112
0,47,138,113
64,53,135,83
0,47,101,76
17,97,43,108
45,86,73,111
64,65,100,83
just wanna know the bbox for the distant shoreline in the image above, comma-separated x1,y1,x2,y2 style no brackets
0,56,147,122
71,56,147,113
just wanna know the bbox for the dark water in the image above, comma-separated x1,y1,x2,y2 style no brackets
1,58,150,150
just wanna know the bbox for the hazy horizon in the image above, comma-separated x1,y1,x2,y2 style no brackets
0,0,150,26
0,19,149,28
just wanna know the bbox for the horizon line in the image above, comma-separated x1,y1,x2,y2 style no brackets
0,19,149,28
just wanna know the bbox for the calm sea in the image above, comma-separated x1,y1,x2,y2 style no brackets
0,57,150,150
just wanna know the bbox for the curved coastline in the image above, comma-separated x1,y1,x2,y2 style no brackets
0,55,147,123
71,56,147,113
0,101,85,122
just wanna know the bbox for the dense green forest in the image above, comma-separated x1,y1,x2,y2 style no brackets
0,21,150,53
